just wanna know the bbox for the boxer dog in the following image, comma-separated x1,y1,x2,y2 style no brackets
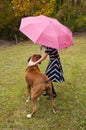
25,54,56,118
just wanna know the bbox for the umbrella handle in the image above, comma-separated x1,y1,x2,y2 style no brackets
39,45,42,55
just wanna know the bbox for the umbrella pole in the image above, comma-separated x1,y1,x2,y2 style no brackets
39,45,42,55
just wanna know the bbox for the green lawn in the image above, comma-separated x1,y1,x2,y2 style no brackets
0,36,86,130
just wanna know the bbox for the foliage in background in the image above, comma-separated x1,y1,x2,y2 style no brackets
0,0,86,40
11,0,56,17
55,0,86,31
0,0,20,39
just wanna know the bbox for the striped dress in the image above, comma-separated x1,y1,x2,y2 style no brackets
45,47,65,82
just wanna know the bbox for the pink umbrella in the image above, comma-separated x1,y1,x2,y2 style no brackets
19,15,74,50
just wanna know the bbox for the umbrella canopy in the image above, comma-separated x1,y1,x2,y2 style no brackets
19,15,74,50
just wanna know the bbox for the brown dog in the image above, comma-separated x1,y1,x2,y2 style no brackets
25,54,56,118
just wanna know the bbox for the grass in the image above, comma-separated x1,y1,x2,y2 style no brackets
0,36,86,130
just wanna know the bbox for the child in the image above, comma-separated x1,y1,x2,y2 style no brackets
29,46,65,98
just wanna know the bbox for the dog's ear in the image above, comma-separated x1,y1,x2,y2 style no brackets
27,56,31,62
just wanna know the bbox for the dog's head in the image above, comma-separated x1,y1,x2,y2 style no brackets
28,54,41,64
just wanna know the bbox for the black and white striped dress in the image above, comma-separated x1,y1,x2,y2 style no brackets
45,47,65,82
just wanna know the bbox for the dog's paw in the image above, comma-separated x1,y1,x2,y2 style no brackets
37,97,40,101
26,99,29,103
27,114,32,118
26,98,31,103
53,109,56,114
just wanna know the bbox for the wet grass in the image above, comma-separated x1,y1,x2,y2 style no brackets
0,36,86,130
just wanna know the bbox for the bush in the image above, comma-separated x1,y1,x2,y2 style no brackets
74,17,86,31
0,0,86,40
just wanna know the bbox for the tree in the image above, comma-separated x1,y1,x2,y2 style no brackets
0,0,85,40
11,0,56,17
55,0,86,31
